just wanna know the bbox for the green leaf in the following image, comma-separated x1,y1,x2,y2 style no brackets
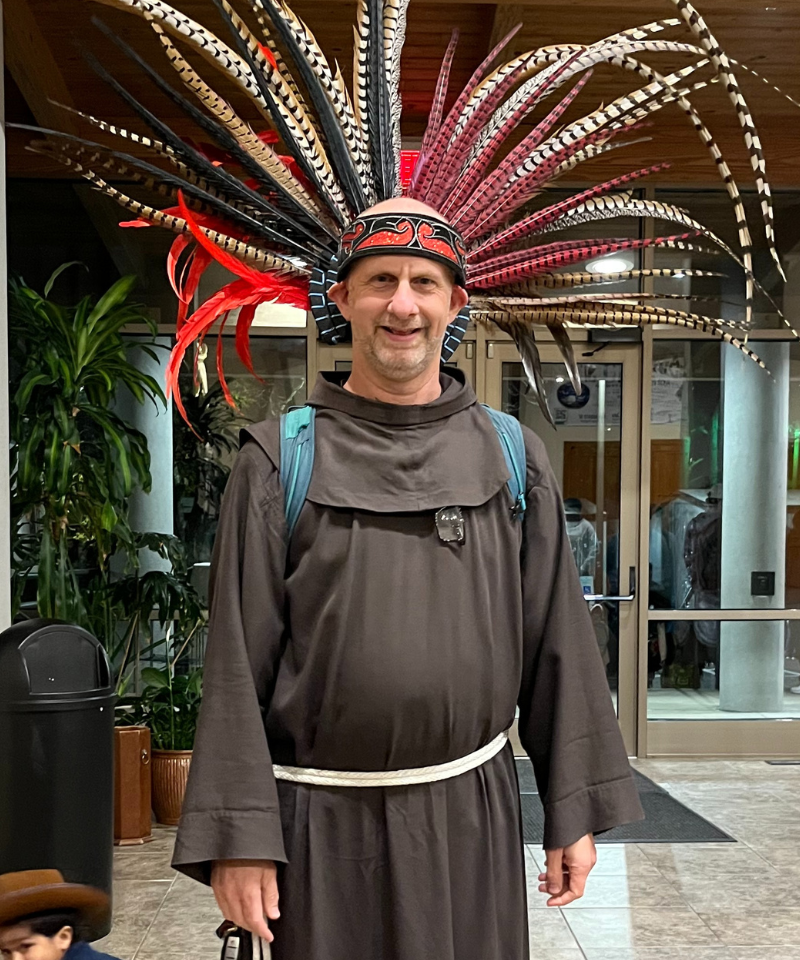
100,501,117,531
140,667,170,690
15,372,55,412
86,275,138,329
44,261,86,298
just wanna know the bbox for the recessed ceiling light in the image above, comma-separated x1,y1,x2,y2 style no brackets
586,255,634,275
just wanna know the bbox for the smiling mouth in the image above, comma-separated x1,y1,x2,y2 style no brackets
381,325,423,340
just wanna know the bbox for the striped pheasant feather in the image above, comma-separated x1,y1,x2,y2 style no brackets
670,0,785,280
29,0,785,423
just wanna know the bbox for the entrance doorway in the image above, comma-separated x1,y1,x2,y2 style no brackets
485,342,642,755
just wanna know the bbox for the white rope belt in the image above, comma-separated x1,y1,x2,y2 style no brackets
272,729,509,788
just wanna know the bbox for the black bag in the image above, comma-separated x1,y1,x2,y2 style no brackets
217,922,272,959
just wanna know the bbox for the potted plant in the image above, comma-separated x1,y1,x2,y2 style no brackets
8,264,164,634
8,265,208,833
117,626,203,825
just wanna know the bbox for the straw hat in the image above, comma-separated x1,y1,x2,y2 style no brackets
0,871,108,931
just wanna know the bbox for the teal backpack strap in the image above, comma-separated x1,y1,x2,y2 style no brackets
279,405,316,538
481,405,527,520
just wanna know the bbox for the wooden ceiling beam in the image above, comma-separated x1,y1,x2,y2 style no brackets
4,0,78,134
488,4,529,55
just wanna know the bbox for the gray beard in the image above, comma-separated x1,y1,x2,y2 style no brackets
356,330,443,382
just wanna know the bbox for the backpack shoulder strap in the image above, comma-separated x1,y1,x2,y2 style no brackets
481,405,527,520
279,405,316,538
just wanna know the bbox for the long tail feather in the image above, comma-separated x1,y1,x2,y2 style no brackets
209,0,351,223
417,29,459,171
670,0,785,280
91,17,331,251
384,0,410,195
255,0,369,210
143,15,334,233
409,22,522,199
366,0,396,198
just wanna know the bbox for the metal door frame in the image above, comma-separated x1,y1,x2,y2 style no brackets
485,340,643,756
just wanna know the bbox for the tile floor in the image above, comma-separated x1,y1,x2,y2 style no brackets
96,758,800,960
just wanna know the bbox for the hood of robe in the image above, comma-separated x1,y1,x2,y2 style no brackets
242,369,511,513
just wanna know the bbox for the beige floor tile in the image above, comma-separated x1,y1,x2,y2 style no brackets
668,874,800,911
527,909,583,951
591,846,665,878
743,840,800,869
114,826,176,856
527,949,584,960
698,909,800,946
631,761,741,783
583,949,734,960
638,842,778,879
564,908,721,949
93,880,173,960
715,819,799,845
729,950,800,960
561,875,688,910
114,852,177,882
135,933,222,960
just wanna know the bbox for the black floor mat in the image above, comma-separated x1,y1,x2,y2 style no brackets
516,759,734,844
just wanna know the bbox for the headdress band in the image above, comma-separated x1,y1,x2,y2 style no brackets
335,213,467,287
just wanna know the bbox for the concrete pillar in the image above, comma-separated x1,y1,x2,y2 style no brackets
0,4,11,629
114,337,173,574
719,341,789,712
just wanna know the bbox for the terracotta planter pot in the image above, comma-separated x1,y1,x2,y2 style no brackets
114,726,154,845
151,749,193,826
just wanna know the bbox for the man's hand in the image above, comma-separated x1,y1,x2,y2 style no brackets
211,859,280,943
538,833,597,907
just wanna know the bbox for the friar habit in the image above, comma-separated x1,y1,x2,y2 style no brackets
26,0,791,956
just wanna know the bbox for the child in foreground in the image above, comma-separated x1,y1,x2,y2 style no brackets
0,870,119,960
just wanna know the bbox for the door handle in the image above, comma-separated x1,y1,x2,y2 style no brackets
583,566,636,603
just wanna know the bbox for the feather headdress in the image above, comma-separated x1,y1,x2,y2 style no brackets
22,0,792,423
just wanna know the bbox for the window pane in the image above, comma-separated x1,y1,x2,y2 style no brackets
649,339,800,610
174,336,307,572
503,360,623,709
647,618,800,720
652,190,800,329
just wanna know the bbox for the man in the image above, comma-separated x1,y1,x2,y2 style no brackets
0,871,117,960
173,198,643,960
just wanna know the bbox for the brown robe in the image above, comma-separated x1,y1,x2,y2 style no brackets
172,370,643,960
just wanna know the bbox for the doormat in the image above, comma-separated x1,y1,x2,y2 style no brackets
517,759,734,844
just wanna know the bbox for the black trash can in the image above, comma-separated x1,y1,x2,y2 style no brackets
0,619,115,939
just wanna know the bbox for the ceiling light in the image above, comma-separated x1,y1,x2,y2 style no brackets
585,255,634,275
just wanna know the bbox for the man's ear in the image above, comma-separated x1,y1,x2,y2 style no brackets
449,284,469,321
327,280,350,319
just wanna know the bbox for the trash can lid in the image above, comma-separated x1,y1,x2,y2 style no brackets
0,619,113,706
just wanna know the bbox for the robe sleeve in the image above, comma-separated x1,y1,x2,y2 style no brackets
516,428,644,850
172,439,288,883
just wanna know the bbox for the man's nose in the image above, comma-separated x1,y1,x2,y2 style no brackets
388,280,419,318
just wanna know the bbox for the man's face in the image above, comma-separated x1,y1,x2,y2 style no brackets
0,925,72,960
328,255,468,384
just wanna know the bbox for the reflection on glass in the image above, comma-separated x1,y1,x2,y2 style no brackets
649,340,800,611
502,361,623,702
647,619,800,720
174,336,307,572
652,191,800,330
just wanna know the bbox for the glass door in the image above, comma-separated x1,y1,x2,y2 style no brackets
644,336,800,758
486,341,642,755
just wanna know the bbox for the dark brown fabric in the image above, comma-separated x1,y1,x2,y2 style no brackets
172,369,643,960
